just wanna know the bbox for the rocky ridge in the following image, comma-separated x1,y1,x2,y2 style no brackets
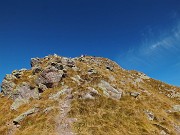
0,54,180,135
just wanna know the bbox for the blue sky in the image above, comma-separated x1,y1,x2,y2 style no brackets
0,0,180,86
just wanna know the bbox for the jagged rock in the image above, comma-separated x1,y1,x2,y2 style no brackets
1,79,16,95
32,66,42,74
38,83,47,92
13,107,39,124
130,92,140,98
11,98,29,110
173,105,180,112
82,87,99,100
145,110,154,121
98,80,122,100
30,58,41,67
36,69,64,88
1,54,180,134
51,62,64,70
12,82,38,100
12,70,22,78
61,57,75,68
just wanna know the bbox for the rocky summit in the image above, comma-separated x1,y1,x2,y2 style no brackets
0,54,180,135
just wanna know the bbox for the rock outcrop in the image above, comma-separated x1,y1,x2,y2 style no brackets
0,54,180,135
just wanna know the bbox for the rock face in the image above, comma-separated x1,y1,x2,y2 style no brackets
36,69,64,88
0,54,180,135
1,75,16,95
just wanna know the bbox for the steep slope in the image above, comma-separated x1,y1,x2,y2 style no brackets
0,54,180,135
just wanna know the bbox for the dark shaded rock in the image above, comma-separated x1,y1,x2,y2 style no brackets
38,83,47,92
51,62,64,70
106,65,114,71
32,66,42,74
12,70,22,79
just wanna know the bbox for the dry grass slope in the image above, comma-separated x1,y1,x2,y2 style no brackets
0,55,180,135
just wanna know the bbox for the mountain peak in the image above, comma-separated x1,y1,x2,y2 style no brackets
0,54,180,135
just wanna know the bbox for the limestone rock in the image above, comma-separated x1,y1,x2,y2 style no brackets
1,79,16,95
11,98,29,110
13,107,39,124
30,58,41,67
12,82,37,100
83,93,95,100
98,80,122,100
173,105,180,112
130,92,140,98
82,87,99,100
36,69,64,88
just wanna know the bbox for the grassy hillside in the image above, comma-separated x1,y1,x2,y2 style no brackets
0,55,179,135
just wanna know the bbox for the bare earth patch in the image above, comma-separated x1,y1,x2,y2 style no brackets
56,92,76,135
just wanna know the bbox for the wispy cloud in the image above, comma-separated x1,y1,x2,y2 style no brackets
118,21,180,71
141,22,180,56
117,14,180,86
